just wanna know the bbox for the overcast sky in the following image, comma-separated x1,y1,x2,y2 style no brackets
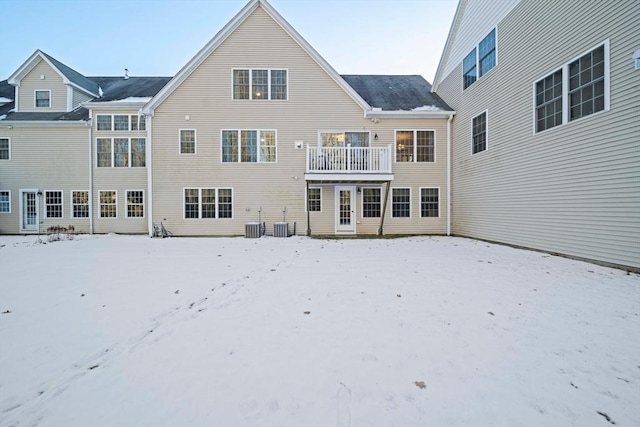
1,0,458,84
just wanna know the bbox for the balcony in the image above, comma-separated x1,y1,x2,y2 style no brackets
305,145,394,182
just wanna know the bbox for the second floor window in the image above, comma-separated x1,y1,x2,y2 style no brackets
463,29,496,89
233,69,287,100
396,130,435,162
35,90,50,108
222,130,276,163
97,138,145,167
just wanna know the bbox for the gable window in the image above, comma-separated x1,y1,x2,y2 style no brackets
535,42,608,133
395,130,434,162
233,69,288,100
307,187,321,212
45,191,63,218
184,188,233,219
72,191,89,218
180,129,196,154
463,29,496,89
472,112,487,154
392,188,411,218
420,188,439,218
100,191,117,218
35,90,50,108
97,138,146,167
362,188,381,218
222,130,276,163
0,191,10,213
127,190,144,218
0,138,10,160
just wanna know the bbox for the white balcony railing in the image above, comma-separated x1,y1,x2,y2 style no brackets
306,145,392,174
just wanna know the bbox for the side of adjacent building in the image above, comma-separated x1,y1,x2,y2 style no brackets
433,0,640,269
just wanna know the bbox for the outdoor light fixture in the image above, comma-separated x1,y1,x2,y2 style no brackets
374,133,378,141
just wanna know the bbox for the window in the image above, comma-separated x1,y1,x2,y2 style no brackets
96,115,146,131
45,191,63,218
463,49,477,89
131,115,146,131
184,188,233,219
180,129,196,154
0,191,10,213
362,188,381,218
222,130,276,163
127,191,144,218
97,138,146,167
420,188,439,218
320,132,369,147
479,29,496,77
307,187,321,212
392,188,411,218
35,90,50,108
463,29,496,89
0,138,10,160
72,191,89,218
472,112,487,154
232,69,287,100
100,191,117,218
396,130,434,162
535,42,608,133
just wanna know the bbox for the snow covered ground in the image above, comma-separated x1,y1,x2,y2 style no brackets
0,234,638,427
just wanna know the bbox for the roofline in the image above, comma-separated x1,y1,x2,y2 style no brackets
7,50,99,98
365,110,456,119
83,101,148,110
431,0,465,92
0,120,89,128
142,0,371,116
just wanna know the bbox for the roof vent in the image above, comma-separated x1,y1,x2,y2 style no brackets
124,68,129,80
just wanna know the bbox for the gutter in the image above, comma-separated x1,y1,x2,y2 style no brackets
365,110,455,120
447,113,453,236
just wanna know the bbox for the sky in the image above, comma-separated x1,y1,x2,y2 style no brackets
0,0,458,84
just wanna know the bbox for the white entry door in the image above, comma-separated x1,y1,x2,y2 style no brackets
335,186,356,233
20,190,39,232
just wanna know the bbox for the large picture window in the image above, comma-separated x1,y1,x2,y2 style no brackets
233,69,287,100
535,42,608,133
96,138,146,167
184,188,233,219
222,130,276,163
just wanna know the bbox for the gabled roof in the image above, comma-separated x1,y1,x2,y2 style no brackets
7,50,99,97
342,75,452,112
142,0,370,116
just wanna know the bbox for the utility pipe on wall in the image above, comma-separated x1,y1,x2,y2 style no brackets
447,113,453,236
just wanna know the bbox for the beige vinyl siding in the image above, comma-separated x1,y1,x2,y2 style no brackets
92,109,149,234
150,6,448,236
72,89,93,109
17,60,67,112
0,126,91,234
437,0,640,269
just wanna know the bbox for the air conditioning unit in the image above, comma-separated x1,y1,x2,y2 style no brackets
245,222,261,238
273,222,289,238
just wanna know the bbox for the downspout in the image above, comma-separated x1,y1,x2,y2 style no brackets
146,114,153,236
447,113,453,236
88,113,94,234
306,180,311,236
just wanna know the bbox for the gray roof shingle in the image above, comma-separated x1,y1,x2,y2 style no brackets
40,51,100,96
341,75,453,111
88,77,172,102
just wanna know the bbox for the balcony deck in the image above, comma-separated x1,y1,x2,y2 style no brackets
305,145,394,182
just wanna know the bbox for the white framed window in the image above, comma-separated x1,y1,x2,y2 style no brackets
420,188,439,218
534,41,609,133
180,129,196,154
97,115,112,131
232,69,288,100
183,188,233,219
114,115,129,131
362,187,381,218
96,138,145,167
99,191,117,218
472,111,488,154
131,115,146,131
392,188,411,218
463,29,496,89
395,130,435,162
96,115,146,131
45,191,63,218
72,191,89,218
0,138,10,160
126,190,144,218
221,130,276,163
319,131,370,147
0,191,10,213
35,90,51,108
307,187,321,212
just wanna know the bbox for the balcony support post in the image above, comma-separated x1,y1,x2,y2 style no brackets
378,180,391,236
